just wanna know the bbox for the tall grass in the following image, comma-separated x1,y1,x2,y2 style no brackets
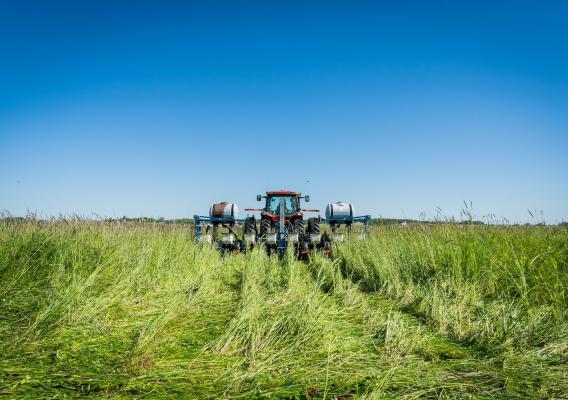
0,218,566,398
336,224,568,397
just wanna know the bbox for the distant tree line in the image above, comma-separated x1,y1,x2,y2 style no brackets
115,216,194,224
369,218,485,225
1,215,566,227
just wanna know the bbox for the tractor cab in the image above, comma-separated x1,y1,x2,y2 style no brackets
256,191,309,221
247,191,311,248
264,192,302,215
247,191,314,238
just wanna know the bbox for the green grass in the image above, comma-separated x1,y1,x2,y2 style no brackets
0,219,566,399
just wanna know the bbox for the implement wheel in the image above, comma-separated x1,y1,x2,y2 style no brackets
307,218,320,234
244,217,257,235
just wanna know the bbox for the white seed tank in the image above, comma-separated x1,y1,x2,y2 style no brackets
325,202,354,220
209,202,239,219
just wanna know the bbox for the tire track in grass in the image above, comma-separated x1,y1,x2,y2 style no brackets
306,254,511,399
206,251,390,399
333,255,567,398
361,293,510,397
121,249,250,399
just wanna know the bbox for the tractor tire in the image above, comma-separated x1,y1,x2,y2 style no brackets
260,219,272,237
244,217,256,235
308,218,320,234
293,219,305,234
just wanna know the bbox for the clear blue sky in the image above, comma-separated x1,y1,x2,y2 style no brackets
1,1,567,223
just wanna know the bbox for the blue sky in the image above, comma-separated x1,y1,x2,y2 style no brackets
1,1,567,223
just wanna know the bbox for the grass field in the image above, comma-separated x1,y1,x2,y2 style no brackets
1,219,566,399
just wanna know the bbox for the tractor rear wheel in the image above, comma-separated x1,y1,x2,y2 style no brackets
260,219,272,237
308,218,320,234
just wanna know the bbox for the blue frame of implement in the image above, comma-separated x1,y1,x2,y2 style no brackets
323,215,371,224
194,214,372,240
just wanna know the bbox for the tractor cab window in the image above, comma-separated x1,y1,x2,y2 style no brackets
267,196,298,215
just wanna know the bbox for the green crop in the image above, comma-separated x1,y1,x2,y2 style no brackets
1,219,566,399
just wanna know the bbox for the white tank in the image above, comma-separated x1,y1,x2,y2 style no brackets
209,202,239,219
325,202,354,220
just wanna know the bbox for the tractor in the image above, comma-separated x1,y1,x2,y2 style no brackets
193,190,370,257
243,191,324,256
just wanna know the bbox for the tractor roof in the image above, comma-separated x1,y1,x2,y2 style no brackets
266,190,299,196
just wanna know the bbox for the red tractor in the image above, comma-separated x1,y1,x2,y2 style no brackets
245,191,319,238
